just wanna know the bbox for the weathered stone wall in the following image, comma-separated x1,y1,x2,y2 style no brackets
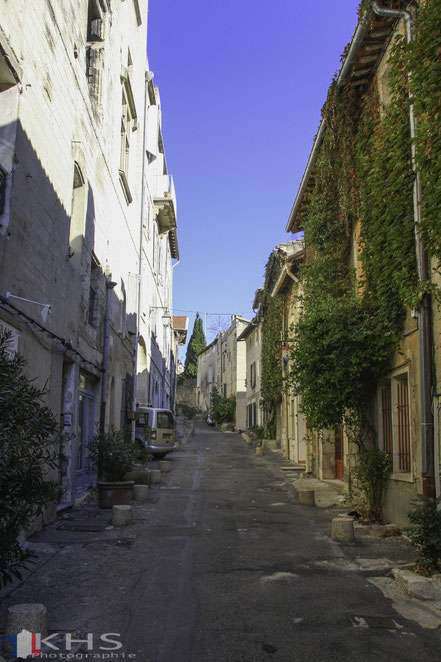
0,0,150,507
176,378,197,411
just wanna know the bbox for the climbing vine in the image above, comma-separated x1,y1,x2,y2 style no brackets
286,0,441,436
260,251,284,420
407,0,441,259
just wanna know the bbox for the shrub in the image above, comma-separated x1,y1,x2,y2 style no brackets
0,331,64,588
405,495,441,575
88,427,136,482
209,387,236,424
252,425,265,441
351,448,392,522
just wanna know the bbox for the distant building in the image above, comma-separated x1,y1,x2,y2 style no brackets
196,315,249,428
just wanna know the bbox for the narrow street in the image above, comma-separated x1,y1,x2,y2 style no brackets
1,421,440,661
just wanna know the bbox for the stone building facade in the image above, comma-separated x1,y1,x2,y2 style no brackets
237,318,263,430
0,0,179,509
284,2,440,526
196,316,249,428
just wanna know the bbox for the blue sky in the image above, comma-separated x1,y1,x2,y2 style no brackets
147,0,361,358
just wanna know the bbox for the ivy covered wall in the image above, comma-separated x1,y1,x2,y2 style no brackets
286,0,441,439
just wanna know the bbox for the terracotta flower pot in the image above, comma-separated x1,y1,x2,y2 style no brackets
97,480,135,508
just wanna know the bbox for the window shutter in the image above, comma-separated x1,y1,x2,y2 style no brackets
146,105,159,159
90,18,105,41
86,46,104,104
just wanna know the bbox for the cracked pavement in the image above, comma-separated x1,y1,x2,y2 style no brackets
1,421,440,661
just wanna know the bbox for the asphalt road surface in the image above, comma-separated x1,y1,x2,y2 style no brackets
2,421,440,661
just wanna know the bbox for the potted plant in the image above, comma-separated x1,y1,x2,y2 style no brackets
124,433,152,485
88,427,136,508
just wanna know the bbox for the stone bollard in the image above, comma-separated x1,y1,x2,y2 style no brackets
159,461,170,473
298,490,315,506
133,485,149,502
255,447,264,456
112,505,132,526
150,469,161,484
331,517,355,543
5,604,47,655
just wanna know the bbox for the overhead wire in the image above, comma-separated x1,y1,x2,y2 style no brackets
0,294,103,373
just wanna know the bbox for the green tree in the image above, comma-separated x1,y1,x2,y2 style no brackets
0,331,64,587
184,313,206,378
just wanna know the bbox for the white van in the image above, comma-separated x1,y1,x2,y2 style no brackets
135,407,176,459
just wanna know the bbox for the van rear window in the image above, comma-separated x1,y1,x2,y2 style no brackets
157,411,174,428
137,413,150,426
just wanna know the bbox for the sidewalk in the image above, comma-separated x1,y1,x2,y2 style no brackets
240,434,441,631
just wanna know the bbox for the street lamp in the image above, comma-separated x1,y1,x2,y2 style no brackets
150,306,172,327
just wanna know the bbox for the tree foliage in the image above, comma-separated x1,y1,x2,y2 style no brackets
184,313,206,379
0,331,64,588
209,387,236,424
260,251,284,419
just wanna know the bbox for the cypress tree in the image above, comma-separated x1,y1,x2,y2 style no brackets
184,313,206,378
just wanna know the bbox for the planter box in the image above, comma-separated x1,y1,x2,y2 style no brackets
97,481,135,508
124,470,151,486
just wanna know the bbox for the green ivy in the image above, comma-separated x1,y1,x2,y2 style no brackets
260,251,284,417
408,0,441,260
287,1,441,436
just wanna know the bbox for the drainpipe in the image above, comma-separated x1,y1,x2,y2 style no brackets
131,70,150,441
100,278,117,433
372,2,436,498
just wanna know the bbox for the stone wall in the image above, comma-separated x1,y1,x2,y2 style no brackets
176,378,197,412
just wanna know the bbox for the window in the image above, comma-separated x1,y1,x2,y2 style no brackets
396,377,411,472
250,362,256,389
88,256,100,327
85,1,105,106
247,402,257,428
69,162,86,268
379,373,411,474
119,52,137,203
87,0,105,41
133,0,142,25
380,383,393,455
137,413,150,426
120,90,131,177
157,411,174,429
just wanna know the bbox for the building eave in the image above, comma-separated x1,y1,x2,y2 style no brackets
285,7,402,233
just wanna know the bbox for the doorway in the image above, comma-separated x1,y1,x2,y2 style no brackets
335,426,344,480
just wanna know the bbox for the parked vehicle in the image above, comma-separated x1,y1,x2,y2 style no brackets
135,407,176,459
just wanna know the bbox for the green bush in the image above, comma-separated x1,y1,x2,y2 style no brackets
0,331,64,588
351,448,392,522
405,495,441,575
209,387,236,424
252,425,265,440
88,427,136,482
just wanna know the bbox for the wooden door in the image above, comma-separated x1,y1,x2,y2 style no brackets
335,426,344,480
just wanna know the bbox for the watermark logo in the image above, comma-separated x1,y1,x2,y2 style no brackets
4,629,40,658
3,630,136,659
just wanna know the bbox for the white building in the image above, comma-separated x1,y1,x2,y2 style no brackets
197,315,249,428
0,0,180,509
237,317,263,429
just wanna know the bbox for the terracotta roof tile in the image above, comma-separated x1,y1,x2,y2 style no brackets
173,316,188,330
